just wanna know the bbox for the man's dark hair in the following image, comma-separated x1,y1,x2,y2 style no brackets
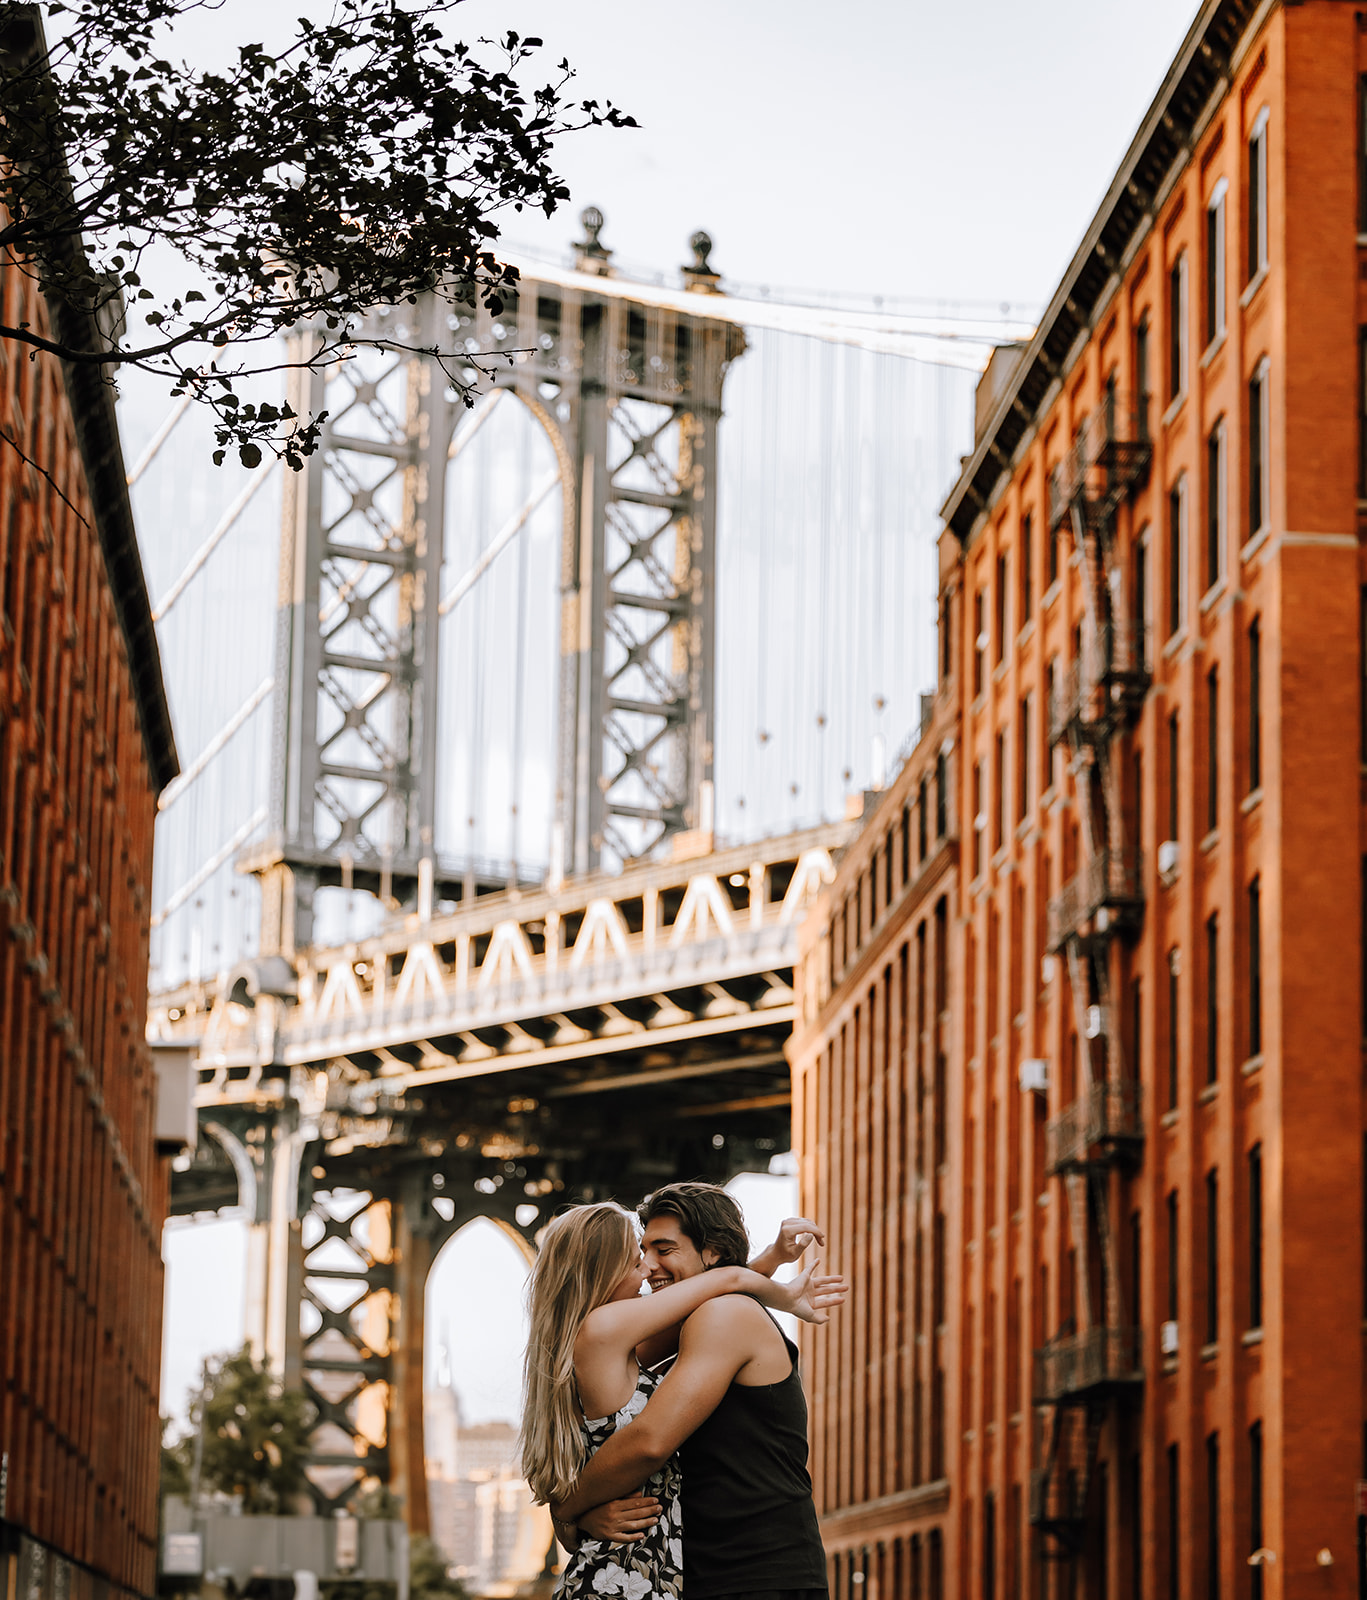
638,1182,750,1269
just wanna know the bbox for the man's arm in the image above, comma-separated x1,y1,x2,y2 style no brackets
748,1216,824,1279
554,1296,765,1522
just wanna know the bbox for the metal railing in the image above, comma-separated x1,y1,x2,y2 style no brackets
1047,1079,1144,1172
1047,848,1144,949
1048,392,1152,529
1033,1325,1143,1404
1048,622,1151,745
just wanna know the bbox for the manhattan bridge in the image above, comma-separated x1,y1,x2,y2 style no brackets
137,212,1028,1527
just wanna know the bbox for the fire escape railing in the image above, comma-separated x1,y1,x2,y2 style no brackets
1033,389,1150,1561
1046,1079,1144,1173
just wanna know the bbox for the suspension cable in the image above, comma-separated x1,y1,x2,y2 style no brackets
157,676,274,812
150,806,267,929
437,468,560,616
152,461,277,622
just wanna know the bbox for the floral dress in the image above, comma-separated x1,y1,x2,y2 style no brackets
557,1365,684,1600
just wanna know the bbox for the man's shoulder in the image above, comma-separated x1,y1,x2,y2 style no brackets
681,1292,776,1342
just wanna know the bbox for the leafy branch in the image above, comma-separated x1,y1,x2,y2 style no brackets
2,0,634,466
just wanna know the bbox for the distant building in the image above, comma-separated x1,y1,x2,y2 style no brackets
0,15,179,1600
425,1378,550,1595
792,3,1367,1598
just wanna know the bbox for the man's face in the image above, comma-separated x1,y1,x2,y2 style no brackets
642,1215,717,1293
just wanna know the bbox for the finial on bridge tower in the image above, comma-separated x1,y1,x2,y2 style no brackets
575,205,613,275
683,229,721,293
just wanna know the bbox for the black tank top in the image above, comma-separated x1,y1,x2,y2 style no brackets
677,1304,828,1596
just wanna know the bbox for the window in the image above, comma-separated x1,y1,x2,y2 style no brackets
972,760,985,879
1020,514,1033,624
1168,252,1188,402
1358,329,1367,498
1168,713,1180,841
1131,974,1143,1084
1206,914,1219,1085
1134,751,1144,859
1167,950,1180,1111
1168,476,1187,635
1248,1143,1263,1330
901,803,911,884
1249,618,1262,791
983,1492,996,1600
1047,515,1060,589
995,552,1008,665
993,730,1005,851
1167,1190,1180,1321
940,591,952,684
918,777,928,860
1207,668,1219,835
1206,1168,1219,1344
1205,421,1226,590
1206,179,1227,345
1248,107,1269,281
1136,313,1152,439
1248,876,1262,1058
1361,588,1367,762
1250,1424,1264,1600
1206,1433,1220,1600
1248,360,1270,538
935,750,947,838
1359,75,1367,232
1134,525,1151,666
973,589,986,697
1043,659,1056,792
1017,694,1031,823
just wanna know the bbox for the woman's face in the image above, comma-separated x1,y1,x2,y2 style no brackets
607,1248,648,1302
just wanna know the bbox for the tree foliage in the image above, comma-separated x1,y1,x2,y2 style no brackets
409,1534,471,1600
163,1347,317,1514
1,0,633,466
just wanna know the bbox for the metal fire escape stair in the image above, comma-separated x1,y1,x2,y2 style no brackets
1031,388,1150,1552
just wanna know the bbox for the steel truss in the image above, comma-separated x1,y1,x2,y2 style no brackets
245,222,745,953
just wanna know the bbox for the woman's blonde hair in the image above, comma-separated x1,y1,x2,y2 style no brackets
519,1201,640,1505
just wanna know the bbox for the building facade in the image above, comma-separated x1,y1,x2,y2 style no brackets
791,3,1367,1598
0,149,178,1600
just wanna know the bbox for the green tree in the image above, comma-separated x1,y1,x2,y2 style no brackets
409,1534,470,1600
0,1,633,468
165,1347,317,1514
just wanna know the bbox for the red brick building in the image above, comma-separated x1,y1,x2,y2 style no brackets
791,3,1367,1598
0,41,179,1595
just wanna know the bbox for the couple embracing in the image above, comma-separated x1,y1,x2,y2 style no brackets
519,1181,846,1600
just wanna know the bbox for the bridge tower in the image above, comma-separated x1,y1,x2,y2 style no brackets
243,211,746,956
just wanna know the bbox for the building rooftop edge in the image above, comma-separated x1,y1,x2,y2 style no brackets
938,0,1266,549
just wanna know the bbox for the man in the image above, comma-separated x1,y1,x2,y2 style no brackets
553,1182,833,1600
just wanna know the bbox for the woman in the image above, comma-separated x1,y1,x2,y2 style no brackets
520,1201,840,1600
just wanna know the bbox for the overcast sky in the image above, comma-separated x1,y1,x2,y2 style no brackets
162,0,1204,1426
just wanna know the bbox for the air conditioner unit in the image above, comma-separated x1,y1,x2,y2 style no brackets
1158,839,1180,876
1085,1004,1103,1039
1020,1058,1050,1094
1160,1319,1179,1356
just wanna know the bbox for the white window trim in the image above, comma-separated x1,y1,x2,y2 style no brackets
1250,106,1270,276
1207,180,1228,343
1173,251,1190,400
1172,473,1189,631
1254,356,1271,534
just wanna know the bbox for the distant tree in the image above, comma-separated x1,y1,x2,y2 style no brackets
409,1534,471,1600
0,1,633,468
159,1414,192,1501
163,1347,316,1514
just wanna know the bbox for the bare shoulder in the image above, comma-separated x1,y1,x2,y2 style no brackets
680,1293,772,1340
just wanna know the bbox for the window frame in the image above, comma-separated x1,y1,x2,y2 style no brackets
1248,106,1269,281
1248,358,1271,539
1168,251,1189,403
1249,617,1262,792
1205,177,1228,346
1168,474,1187,636
1205,419,1226,592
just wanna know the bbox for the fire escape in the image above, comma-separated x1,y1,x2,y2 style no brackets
1031,386,1149,1556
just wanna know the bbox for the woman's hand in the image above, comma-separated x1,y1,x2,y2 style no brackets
576,1494,663,1545
749,1216,825,1278
770,1259,848,1325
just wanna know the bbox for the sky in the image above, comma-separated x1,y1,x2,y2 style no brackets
160,0,1205,1428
